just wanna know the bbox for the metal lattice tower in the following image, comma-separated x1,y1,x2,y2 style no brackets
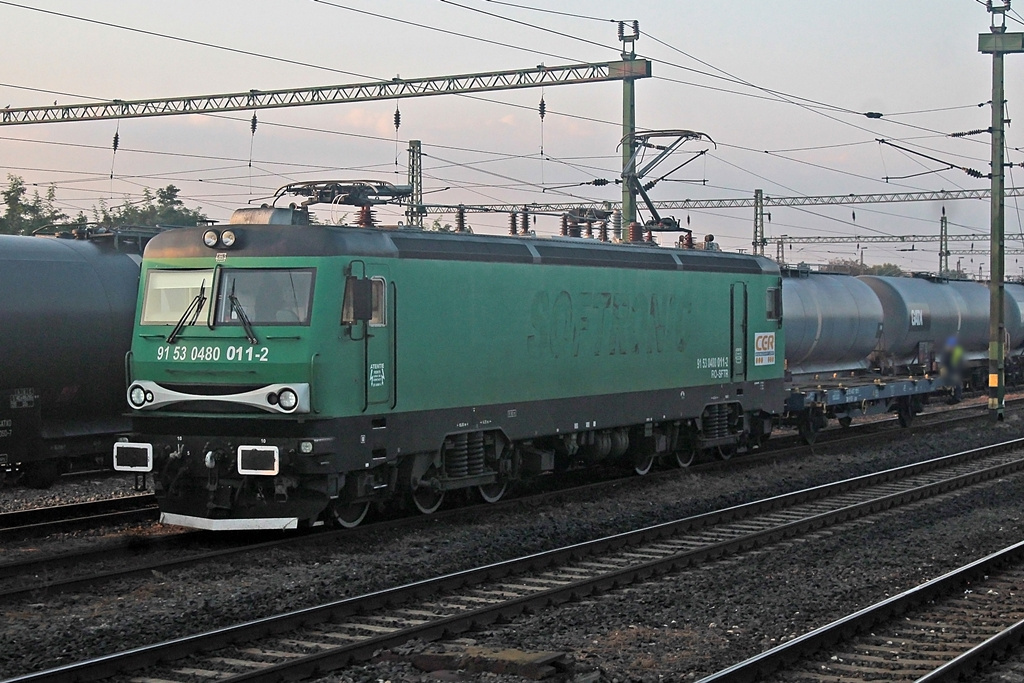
406,140,425,228
940,209,950,274
753,189,766,256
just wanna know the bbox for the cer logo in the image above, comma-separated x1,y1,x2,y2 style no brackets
755,334,775,351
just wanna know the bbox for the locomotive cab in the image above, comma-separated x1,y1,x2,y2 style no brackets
113,224,339,530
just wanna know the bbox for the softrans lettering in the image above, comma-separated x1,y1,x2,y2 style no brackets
753,332,776,366
527,290,685,359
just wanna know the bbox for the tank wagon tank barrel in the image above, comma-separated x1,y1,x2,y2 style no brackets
781,269,883,376
0,226,167,486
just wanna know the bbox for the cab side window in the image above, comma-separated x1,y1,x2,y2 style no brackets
766,287,782,321
368,278,385,326
341,276,386,326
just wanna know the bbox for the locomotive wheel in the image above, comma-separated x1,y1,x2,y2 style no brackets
411,485,445,515
633,450,655,476
329,500,370,529
674,448,698,468
716,446,734,461
478,480,508,504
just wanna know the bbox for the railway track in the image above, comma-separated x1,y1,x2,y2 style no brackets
699,539,1024,682
9,436,1024,683
0,495,157,542
0,398,1010,605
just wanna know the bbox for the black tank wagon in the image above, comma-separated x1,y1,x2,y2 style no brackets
0,228,159,486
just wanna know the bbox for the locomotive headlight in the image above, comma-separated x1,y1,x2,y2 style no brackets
128,384,147,408
299,440,314,454
277,388,299,411
202,229,220,248
220,229,237,247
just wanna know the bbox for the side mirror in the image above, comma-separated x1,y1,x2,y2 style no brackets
349,277,373,322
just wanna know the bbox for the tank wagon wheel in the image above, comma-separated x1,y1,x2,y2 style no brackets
896,397,915,428
716,446,734,461
329,500,371,529
478,480,508,504
22,460,63,489
798,416,819,445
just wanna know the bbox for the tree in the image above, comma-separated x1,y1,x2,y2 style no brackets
0,175,207,234
824,258,904,276
0,174,68,234
93,184,207,227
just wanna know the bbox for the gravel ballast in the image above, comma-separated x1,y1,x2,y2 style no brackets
2,414,1024,681
0,474,141,514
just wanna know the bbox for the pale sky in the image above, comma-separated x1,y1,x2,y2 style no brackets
0,1,1020,274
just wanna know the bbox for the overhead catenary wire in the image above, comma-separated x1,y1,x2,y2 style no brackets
0,0,999,245
480,0,616,24
0,1,992,171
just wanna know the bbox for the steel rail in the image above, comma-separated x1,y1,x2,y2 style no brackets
7,437,1024,683
697,539,1024,683
0,401,997,605
915,618,1024,682
0,495,157,541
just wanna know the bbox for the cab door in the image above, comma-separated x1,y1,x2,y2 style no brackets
730,282,747,382
343,261,395,411
363,265,394,409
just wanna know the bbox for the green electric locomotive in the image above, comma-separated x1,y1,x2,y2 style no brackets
114,182,785,530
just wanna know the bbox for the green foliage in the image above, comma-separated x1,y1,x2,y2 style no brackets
825,258,905,276
0,175,207,234
93,184,207,227
0,174,68,235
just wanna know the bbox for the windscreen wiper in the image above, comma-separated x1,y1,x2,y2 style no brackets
229,284,258,344
166,280,206,344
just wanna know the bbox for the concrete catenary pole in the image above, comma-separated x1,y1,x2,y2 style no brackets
619,21,640,239
979,3,1024,421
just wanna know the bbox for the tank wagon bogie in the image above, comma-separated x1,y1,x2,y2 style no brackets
115,218,786,530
